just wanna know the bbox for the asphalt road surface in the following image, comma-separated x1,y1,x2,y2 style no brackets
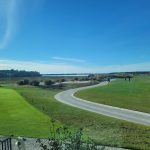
55,82,150,126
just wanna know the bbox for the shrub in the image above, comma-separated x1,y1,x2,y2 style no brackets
17,79,29,85
61,78,65,82
36,119,104,150
74,77,79,81
45,80,54,86
17,80,25,85
23,79,29,85
30,80,39,86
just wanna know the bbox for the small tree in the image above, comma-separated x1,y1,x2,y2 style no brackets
45,80,54,86
17,79,29,85
61,78,65,82
30,80,39,86
17,80,24,85
74,77,78,81
36,119,101,150
23,79,29,85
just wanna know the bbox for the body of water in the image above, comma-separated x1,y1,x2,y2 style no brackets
42,74,89,77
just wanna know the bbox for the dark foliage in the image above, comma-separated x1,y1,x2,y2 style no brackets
60,78,66,82
0,69,41,78
45,80,54,86
30,80,40,86
17,79,30,85
36,119,105,150
73,77,79,81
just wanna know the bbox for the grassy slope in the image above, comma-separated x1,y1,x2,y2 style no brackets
0,88,53,137
15,86,150,150
75,76,150,113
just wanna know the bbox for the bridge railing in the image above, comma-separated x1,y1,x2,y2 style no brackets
0,138,12,150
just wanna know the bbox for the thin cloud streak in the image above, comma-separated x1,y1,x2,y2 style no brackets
0,0,17,49
0,59,150,74
52,57,86,63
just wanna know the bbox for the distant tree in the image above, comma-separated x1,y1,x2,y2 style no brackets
30,80,39,86
55,80,60,83
61,78,65,82
17,79,29,85
45,80,54,86
17,80,25,85
92,77,97,81
0,69,41,78
128,77,131,82
74,77,79,81
23,79,29,85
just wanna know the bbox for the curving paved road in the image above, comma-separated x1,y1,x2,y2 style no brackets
55,82,150,126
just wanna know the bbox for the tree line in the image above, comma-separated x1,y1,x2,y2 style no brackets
0,69,41,78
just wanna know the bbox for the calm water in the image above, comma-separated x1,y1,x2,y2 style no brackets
42,74,89,77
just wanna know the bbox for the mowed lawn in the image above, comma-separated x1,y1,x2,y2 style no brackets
75,76,150,113
15,86,150,150
0,88,52,137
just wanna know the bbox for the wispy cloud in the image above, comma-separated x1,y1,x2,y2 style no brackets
0,59,150,74
0,0,17,49
52,57,86,63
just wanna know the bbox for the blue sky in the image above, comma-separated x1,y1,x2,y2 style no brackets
0,0,150,73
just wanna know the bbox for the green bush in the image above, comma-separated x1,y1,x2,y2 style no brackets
36,119,105,150
45,80,54,86
17,79,29,85
30,80,40,86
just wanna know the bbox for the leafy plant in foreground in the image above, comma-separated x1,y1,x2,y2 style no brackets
36,119,105,150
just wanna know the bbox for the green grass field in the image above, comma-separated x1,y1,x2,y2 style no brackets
75,76,150,113
0,80,150,149
0,88,53,137
14,86,150,150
